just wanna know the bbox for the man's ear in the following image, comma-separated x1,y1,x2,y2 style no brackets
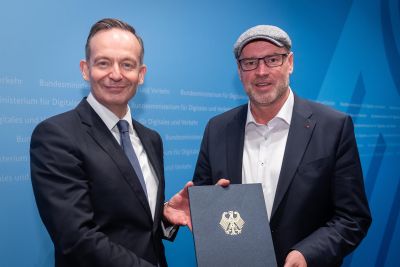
138,64,147,85
288,52,294,74
237,62,243,81
80,60,90,81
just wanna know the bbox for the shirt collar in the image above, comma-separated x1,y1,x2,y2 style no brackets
86,92,133,132
246,88,294,126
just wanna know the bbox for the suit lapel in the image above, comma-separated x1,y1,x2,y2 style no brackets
76,100,152,219
227,105,247,185
271,96,315,218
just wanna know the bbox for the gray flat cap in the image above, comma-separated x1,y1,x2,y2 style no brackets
234,25,292,59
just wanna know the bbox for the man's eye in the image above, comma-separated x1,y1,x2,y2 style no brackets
96,61,110,68
244,60,257,66
267,56,279,63
122,62,135,70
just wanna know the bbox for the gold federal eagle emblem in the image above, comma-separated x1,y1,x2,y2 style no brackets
219,211,245,235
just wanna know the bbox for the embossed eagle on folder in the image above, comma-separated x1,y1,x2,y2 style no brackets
219,211,245,235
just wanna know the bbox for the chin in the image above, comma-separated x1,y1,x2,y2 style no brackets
250,92,274,104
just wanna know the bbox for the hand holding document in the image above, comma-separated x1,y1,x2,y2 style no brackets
163,181,194,229
188,183,277,267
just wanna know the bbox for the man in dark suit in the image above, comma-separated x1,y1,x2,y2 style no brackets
192,25,371,267
30,18,192,267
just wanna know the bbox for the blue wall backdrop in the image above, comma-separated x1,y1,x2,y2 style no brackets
0,0,399,266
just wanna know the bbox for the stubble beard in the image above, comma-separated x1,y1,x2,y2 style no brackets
246,79,289,107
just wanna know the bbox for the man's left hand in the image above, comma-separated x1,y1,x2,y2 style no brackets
163,181,194,230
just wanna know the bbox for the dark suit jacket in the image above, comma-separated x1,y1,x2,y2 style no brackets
30,99,169,267
193,95,371,267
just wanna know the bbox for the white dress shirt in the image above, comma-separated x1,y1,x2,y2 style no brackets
242,89,294,220
87,93,159,220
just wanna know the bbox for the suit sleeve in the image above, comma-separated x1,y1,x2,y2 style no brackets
192,121,214,186
30,120,156,267
292,115,372,266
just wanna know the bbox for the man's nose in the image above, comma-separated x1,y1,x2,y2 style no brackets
109,64,123,80
255,60,270,76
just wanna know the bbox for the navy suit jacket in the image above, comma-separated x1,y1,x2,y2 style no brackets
193,95,371,267
31,99,168,267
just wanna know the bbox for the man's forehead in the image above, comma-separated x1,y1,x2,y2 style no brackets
90,28,137,44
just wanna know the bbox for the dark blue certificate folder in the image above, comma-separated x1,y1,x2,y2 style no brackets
188,184,277,267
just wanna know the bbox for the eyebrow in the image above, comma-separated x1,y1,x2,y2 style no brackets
92,56,138,63
240,52,287,59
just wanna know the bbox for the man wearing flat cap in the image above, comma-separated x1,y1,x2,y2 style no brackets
192,25,371,266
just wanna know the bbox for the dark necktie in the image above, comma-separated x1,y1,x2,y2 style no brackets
117,120,147,197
